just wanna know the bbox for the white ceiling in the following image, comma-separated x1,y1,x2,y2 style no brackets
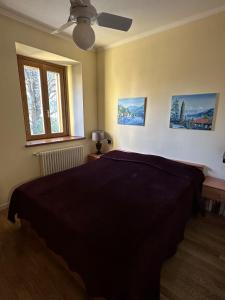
0,0,225,48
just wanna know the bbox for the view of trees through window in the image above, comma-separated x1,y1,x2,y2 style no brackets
24,66,45,135
19,56,68,141
47,71,63,134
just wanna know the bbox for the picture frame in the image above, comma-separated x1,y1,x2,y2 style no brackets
169,93,218,130
118,97,147,126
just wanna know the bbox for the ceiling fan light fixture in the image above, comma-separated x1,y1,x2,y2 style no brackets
72,18,95,50
52,0,133,51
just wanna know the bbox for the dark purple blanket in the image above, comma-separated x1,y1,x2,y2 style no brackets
8,150,204,300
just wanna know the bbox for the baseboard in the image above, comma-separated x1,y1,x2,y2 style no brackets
0,201,9,211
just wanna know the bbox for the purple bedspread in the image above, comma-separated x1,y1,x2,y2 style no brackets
8,150,204,300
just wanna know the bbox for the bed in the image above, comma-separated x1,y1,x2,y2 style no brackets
8,150,204,300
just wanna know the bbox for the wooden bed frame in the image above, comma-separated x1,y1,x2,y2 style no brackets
174,159,205,172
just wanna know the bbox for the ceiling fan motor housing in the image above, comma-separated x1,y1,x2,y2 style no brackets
70,1,97,23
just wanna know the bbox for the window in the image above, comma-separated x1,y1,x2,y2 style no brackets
17,55,69,141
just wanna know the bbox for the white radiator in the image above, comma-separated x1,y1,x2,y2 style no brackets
36,146,85,176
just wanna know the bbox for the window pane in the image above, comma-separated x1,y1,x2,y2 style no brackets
24,66,45,135
47,71,64,134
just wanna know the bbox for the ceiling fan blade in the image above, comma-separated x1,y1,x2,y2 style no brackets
97,12,132,32
51,21,74,34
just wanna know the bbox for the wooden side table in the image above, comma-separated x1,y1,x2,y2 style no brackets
203,176,225,204
202,176,225,216
87,153,104,162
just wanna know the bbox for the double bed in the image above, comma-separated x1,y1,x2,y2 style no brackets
8,150,204,300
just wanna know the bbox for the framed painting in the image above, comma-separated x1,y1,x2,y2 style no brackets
169,93,218,130
118,97,147,126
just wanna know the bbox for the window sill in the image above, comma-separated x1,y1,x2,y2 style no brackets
25,136,86,147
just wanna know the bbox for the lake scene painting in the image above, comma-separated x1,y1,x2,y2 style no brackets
170,93,217,130
118,97,146,126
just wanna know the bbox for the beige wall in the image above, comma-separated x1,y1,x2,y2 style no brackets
97,12,225,179
0,15,97,208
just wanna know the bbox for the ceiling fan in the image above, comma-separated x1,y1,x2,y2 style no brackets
52,0,133,50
